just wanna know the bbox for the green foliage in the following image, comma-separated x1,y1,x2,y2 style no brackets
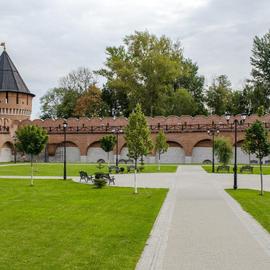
16,125,48,186
251,30,270,88
16,125,48,158
257,105,265,116
169,88,198,115
40,67,96,119
155,130,168,156
244,120,270,160
214,137,232,165
244,120,270,195
206,75,232,115
93,178,107,188
100,135,117,153
124,104,153,165
97,31,206,116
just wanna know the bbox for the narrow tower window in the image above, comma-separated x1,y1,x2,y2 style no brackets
16,93,19,104
5,92,8,103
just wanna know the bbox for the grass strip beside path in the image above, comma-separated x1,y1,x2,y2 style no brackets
226,189,270,234
202,165,270,175
0,163,177,176
0,179,167,270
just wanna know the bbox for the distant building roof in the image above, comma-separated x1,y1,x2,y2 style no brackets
0,50,35,96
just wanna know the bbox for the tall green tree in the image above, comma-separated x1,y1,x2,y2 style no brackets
206,75,232,115
100,135,117,166
155,130,168,171
214,137,232,165
124,104,153,193
174,59,206,114
16,125,48,186
169,88,198,116
248,30,270,113
98,31,206,116
244,121,270,195
251,30,270,88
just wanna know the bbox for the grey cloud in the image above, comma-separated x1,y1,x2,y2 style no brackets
0,0,269,117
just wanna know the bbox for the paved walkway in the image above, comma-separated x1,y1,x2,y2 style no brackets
137,166,270,270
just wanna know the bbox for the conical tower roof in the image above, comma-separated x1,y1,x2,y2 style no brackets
0,50,35,96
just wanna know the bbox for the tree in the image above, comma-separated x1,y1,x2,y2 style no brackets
174,59,206,115
244,121,270,195
124,104,153,193
74,85,108,117
60,67,97,93
97,31,206,116
214,137,232,165
251,30,270,88
100,135,117,166
40,87,66,119
206,75,232,115
16,125,48,186
169,88,198,116
40,67,96,119
155,130,168,171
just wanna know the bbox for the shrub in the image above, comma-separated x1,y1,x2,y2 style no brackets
214,137,232,165
93,178,107,188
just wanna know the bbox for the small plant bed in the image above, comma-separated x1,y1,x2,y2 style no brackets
202,165,270,175
226,189,270,234
0,179,167,270
0,163,177,176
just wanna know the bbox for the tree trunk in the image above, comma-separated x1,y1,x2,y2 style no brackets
259,158,264,195
158,152,160,171
107,152,110,167
30,154,34,186
249,153,251,165
134,158,138,194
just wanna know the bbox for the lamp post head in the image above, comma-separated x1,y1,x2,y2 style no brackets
241,113,247,121
225,112,231,122
63,120,68,129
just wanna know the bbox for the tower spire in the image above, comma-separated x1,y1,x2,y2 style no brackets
0,42,6,51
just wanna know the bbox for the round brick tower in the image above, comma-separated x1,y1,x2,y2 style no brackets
0,47,35,120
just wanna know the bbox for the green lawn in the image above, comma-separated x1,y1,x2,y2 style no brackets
0,163,177,177
202,165,270,175
0,179,167,270
226,189,270,234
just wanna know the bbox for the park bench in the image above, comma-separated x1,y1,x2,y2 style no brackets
126,159,134,164
95,172,115,185
216,165,230,173
118,159,126,164
250,160,258,165
240,165,253,173
127,165,144,173
79,171,93,183
108,166,125,173
202,159,212,164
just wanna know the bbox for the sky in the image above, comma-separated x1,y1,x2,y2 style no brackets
1,0,270,118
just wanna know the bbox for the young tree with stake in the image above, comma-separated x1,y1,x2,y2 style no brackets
16,125,48,186
155,130,168,171
244,121,270,195
125,104,153,193
100,135,117,166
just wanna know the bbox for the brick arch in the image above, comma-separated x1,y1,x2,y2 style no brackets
167,141,184,149
1,141,14,149
87,141,101,150
193,139,212,148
